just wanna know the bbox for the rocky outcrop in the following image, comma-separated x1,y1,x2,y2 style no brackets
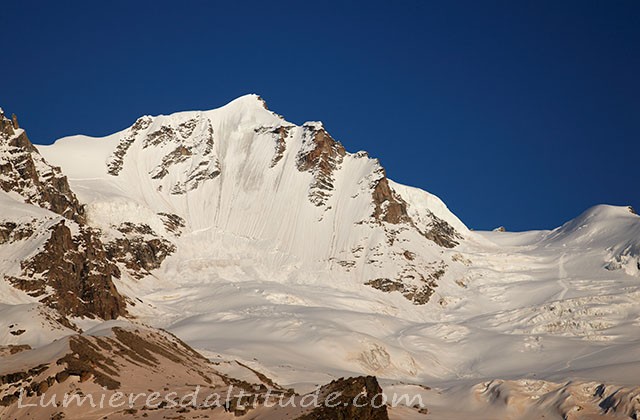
55,327,210,390
107,116,152,176
147,118,220,194
368,167,461,248
296,376,389,420
106,235,175,279
0,110,85,223
0,221,36,244
297,123,346,206
475,379,640,420
366,277,435,305
0,325,282,417
365,259,447,305
371,172,411,225
419,210,462,248
144,125,176,149
0,326,220,411
0,345,31,357
105,222,176,279
108,115,221,195
6,221,125,320
157,212,186,236
255,125,293,168
170,156,220,194
150,145,192,179
0,364,49,405
271,126,290,167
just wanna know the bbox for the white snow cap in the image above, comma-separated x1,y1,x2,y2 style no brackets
217,93,269,111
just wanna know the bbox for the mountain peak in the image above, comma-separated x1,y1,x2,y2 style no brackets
543,204,640,254
573,204,639,223
213,93,272,115
0,109,21,139
225,93,268,108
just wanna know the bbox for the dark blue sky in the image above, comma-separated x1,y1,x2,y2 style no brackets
1,1,638,231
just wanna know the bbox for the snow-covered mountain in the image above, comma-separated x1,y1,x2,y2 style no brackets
38,94,468,307
2,97,640,419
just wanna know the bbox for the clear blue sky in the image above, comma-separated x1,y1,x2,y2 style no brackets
1,1,638,231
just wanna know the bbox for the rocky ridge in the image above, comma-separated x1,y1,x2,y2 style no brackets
6,220,126,321
0,110,85,223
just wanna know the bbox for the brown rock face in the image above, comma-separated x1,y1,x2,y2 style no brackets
297,376,389,420
371,173,411,225
106,237,175,279
137,116,220,194
1,326,217,403
271,126,290,167
255,124,294,167
420,211,462,248
157,212,186,236
366,277,436,305
0,111,85,223
369,169,461,248
7,221,125,320
297,125,346,206
0,110,129,321
105,222,176,279
150,145,192,179
0,221,36,244
107,116,152,176
11,113,19,130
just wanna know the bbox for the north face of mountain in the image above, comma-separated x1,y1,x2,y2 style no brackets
38,94,467,305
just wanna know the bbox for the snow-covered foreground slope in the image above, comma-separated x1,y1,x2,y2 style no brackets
2,96,639,418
